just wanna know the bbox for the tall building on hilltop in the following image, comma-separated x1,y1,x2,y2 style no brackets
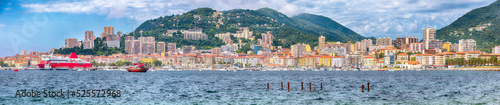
181,28,207,40
83,31,95,49
423,28,436,49
65,38,81,48
262,31,274,45
104,26,114,36
85,31,95,40
319,36,326,48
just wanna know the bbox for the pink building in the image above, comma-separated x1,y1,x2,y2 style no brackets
410,43,423,52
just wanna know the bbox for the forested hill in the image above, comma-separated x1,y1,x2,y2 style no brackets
132,7,366,49
437,0,500,53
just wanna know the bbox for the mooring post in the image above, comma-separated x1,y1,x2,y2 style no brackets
321,82,323,90
361,85,365,92
309,82,312,92
267,83,269,90
367,82,370,92
301,82,304,91
287,82,290,92
281,81,283,90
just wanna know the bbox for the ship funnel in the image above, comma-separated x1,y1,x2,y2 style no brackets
69,52,78,59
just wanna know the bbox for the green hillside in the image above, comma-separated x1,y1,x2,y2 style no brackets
437,0,500,53
132,7,366,49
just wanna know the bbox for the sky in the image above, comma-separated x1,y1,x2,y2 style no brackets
0,0,497,57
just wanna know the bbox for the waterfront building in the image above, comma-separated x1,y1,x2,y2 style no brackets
299,56,317,68
384,53,395,66
422,54,434,67
434,53,445,66
465,51,481,60
458,39,477,52
362,55,375,68
405,61,421,69
346,54,362,68
396,53,408,64
331,56,345,67
285,57,297,67
319,56,331,67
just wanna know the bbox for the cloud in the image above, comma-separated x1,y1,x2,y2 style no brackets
0,24,5,27
20,0,497,39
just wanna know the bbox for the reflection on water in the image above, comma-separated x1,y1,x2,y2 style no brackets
0,70,499,104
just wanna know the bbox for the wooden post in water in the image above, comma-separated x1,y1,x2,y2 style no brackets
321,83,323,90
301,82,304,91
267,83,269,90
309,82,312,92
361,85,364,92
287,82,290,92
281,81,283,90
367,82,370,92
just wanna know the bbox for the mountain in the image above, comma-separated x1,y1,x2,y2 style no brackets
133,7,366,49
255,8,364,42
437,0,500,53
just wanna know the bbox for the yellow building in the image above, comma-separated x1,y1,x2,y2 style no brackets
299,56,316,68
305,44,311,52
142,57,154,64
443,42,451,52
319,56,332,67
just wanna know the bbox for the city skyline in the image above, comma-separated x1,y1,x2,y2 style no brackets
0,0,498,57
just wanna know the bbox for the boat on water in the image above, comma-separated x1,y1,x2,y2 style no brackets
38,52,92,70
126,63,148,72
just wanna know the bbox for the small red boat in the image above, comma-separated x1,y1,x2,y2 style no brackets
127,63,148,72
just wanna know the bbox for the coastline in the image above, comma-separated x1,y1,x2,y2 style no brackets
2,67,500,71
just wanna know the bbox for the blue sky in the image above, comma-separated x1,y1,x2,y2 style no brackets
0,0,497,57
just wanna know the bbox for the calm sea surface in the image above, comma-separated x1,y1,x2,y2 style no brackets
1,70,500,104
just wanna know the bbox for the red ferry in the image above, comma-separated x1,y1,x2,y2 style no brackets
38,52,92,70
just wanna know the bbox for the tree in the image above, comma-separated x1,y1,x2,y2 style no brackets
10,64,15,67
491,56,498,66
153,59,162,67
396,61,401,64
410,57,416,61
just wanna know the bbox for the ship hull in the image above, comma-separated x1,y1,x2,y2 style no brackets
127,68,149,72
